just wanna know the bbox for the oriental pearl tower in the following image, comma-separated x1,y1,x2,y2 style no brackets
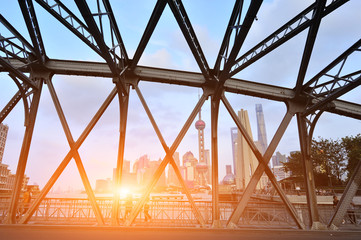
195,109,208,186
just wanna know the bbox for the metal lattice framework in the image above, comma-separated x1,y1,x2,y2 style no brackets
0,0,360,230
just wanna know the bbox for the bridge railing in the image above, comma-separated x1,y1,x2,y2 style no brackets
0,195,360,228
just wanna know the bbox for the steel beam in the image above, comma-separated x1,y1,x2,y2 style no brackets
4,76,43,224
3,58,361,120
214,0,244,73
303,75,361,116
124,93,207,226
34,0,102,56
294,0,326,95
167,0,211,81
18,0,46,63
0,90,22,124
229,0,348,78
75,0,118,75
218,0,262,82
223,96,305,229
0,58,37,89
213,0,262,101
131,0,167,69
101,0,129,63
134,85,205,227
296,113,324,229
210,96,221,228
303,39,361,90
46,78,105,225
0,14,36,58
301,38,361,115
111,83,130,225
328,158,361,229
20,87,117,224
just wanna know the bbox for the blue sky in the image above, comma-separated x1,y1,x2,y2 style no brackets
0,0,360,190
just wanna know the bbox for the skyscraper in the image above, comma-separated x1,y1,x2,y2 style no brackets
231,108,268,191
234,109,260,190
167,152,180,186
195,109,209,186
0,123,9,164
0,123,29,192
230,127,238,175
255,104,268,154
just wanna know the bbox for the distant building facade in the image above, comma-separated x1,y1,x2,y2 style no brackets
272,151,287,167
222,165,235,185
0,123,9,164
272,151,289,181
195,109,210,186
181,151,198,185
133,155,166,189
273,165,291,181
233,109,260,190
255,104,268,155
231,106,269,191
167,152,180,186
0,123,29,192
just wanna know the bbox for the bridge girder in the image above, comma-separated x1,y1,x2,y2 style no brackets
0,0,360,230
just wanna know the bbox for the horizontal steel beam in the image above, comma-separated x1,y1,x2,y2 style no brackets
2,58,361,119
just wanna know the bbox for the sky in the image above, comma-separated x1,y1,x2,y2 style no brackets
0,0,360,191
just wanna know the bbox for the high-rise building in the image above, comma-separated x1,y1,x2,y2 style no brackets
0,123,9,164
182,151,198,187
234,109,260,190
167,152,180,186
272,151,287,167
195,109,209,186
221,165,235,185
230,127,238,175
133,155,166,189
0,123,29,192
255,104,268,154
204,149,211,184
272,165,290,181
231,108,269,191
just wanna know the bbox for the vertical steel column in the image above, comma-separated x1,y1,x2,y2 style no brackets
296,113,323,229
5,76,43,224
46,78,104,225
328,158,361,229
211,96,221,228
111,83,129,225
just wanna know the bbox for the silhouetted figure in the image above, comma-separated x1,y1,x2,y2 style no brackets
333,195,339,209
22,186,32,215
143,197,151,222
124,194,133,220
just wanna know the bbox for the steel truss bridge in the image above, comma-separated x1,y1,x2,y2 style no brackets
0,0,360,230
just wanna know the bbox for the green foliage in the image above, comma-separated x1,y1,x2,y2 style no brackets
282,137,349,187
282,151,303,177
342,134,361,179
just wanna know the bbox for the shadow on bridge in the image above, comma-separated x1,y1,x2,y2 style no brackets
1,225,361,240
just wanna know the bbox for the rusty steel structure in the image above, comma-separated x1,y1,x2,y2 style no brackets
0,0,360,230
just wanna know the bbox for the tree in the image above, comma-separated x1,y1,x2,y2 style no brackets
282,151,303,177
282,137,347,187
342,134,361,181
311,137,346,185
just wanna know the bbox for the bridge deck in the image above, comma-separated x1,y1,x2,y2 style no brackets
1,225,361,240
